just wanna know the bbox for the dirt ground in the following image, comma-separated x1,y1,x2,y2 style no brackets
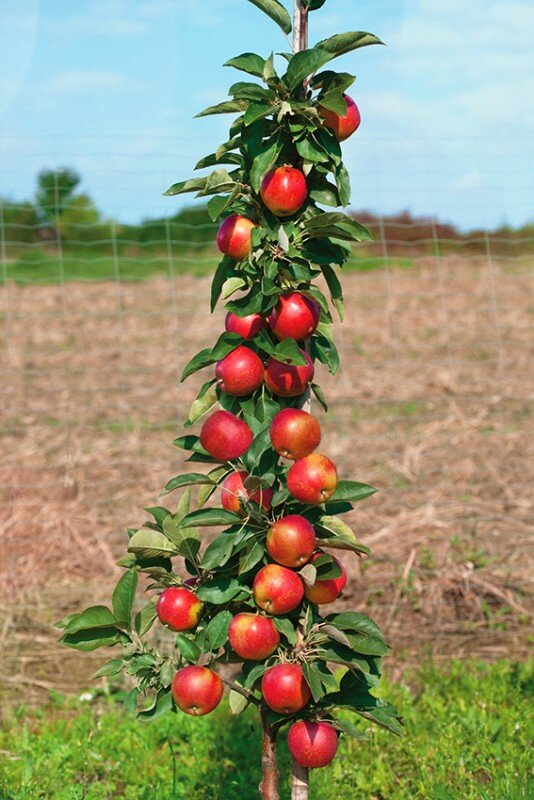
1,257,532,706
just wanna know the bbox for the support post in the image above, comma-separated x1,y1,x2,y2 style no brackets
259,705,280,800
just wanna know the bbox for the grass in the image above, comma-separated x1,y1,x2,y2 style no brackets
3,250,414,284
0,660,532,799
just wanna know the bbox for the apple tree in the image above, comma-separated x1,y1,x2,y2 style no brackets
58,1,403,797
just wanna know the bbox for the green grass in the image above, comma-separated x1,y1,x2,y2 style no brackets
3,250,414,284
1,660,532,799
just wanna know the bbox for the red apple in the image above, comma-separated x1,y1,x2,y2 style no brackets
319,94,361,142
253,564,304,614
215,346,264,396
269,292,320,342
261,663,311,713
217,214,256,260
264,351,314,398
260,166,307,217
304,552,347,605
225,311,266,340
266,515,316,568
200,410,253,462
156,586,203,631
172,666,223,716
221,470,273,515
287,721,339,768
287,453,338,504
228,613,280,660
270,408,321,460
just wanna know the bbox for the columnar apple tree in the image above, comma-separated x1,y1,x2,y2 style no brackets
58,1,402,796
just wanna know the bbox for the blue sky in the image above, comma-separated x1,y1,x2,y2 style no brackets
1,0,533,229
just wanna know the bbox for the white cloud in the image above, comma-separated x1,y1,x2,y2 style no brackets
448,171,487,192
43,70,134,95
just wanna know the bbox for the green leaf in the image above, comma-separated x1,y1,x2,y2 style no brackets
196,576,244,604
250,137,282,192
244,102,274,126
295,136,329,164
320,264,344,321
201,531,238,570
63,606,116,635
302,661,325,702
273,338,309,366
239,539,265,574
224,52,266,78
317,31,385,58
163,177,207,196
316,516,370,556
305,0,327,9
200,168,237,196
138,688,174,721
163,516,201,563
206,610,233,649
356,706,404,736
332,719,368,740
229,689,250,715
325,611,387,642
273,616,298,645
335,162,351,207
176,634,201,662
180,347,213,381
195,99,247,118
222,277,247,299
211,256,236,312
317,89,348,116
134,598,158,636
164,472,215,495
92,658,124,679
332,480,377,502
188,385,219,425
112,570,138,627
311,382,328,411
245,0,292,35
285,48,332,91
178,508,242,528
61,628,121,652
128,530,178,560
176,486,193,522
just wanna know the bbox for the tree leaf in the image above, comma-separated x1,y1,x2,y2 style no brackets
163,516,201,563
316,31,385,58
63,606,117,635
285,48,332,91
244,102,274,126
178,508,242,528
163,177,207,196
176,634,201,662
196,576,244,604
238,539,265,574
112,570,138,627
137,688,174,721
224,52,266,78
316,516,370,555
206,610,233,649
273,616,298,645
299,563,317,587
302,661,325,702
164,472,216,495
331,719,368,740
331,480,377,502
134,598,158,636
245,0,292,35
187,385,219,425
229,689,250,715
61,628,121,652
195,99,247,118
201,531,238,570
128,530,178,560
250,137,282,192
92,658,124,679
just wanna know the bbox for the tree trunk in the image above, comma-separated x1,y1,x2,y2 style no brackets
259,706,280,800
291,760,309,799
292,6,311,799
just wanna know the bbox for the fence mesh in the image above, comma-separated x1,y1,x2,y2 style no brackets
1,135,532,703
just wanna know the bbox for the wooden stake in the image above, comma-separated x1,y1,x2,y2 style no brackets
259,705,280,800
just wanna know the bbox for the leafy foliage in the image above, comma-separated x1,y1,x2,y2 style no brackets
58,0,401,779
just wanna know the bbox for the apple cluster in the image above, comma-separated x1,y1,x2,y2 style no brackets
58,17,403,781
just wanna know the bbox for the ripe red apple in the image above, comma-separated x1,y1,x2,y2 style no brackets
172,665,223,716
269,292,320,342
261,663,311,714
221,470,273,515
156,586,203,631
199,410,253,462
266,515,316,568
319,94,361,142
217,214,256,261
264,351,314,398
304,552,347,605
260,166,307,217
287,453,338,504
215,346,264,396
228,613,280,660
287,721,339,768
253,564,304,614
270,408,321,460
225,311,266,340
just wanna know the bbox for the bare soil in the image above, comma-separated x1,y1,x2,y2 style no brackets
1,257,532,705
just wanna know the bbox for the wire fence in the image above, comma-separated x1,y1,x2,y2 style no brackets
0,136,532,696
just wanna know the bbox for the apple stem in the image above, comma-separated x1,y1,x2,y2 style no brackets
259,705,280,800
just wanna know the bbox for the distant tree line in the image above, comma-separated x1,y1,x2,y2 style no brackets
1,167,532,257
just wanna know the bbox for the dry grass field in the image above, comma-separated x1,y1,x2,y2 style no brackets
1,257,532,707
